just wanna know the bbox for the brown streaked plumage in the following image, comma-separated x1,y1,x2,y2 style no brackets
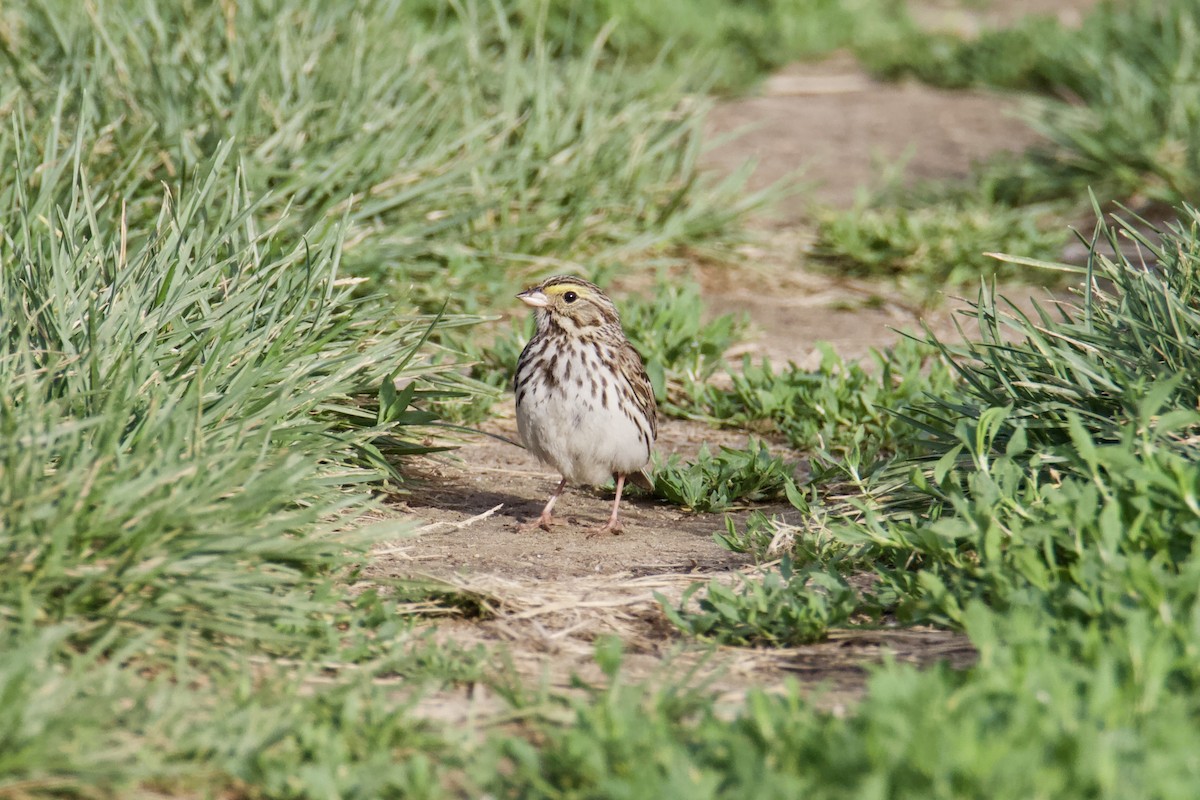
514,275,657,535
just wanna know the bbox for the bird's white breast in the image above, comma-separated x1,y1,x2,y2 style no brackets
516,338,651,486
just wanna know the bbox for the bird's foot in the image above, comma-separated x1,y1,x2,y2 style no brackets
586,519,623,538
518,512,562,532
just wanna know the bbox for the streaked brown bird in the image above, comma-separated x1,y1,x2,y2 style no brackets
514,276,656,535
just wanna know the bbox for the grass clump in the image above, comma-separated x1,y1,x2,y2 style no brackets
1015,0,1200,205
0,139,463,659
856,403,1200,626
651,438,799,513
811,192,1071,299
658,559,856,646
414,0,918,94
864,0,1200,206
683,339,957,465
910,207,1200,486
837,207,1200,623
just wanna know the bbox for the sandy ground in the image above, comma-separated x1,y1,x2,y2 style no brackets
375,414,973,717
370,0,1102,720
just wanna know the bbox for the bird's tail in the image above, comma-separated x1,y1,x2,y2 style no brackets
626,469,655,492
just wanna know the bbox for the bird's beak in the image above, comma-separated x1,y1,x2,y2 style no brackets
517,288,549,308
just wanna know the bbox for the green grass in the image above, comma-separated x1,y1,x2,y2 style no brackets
0,0,771,793
839,207,1200,621
862,0,1200,206
0,139,451,658
489,205,1200,799
811,0,1200,296
761,207,1200,793
3,0,763,322
0,625,485,798
811,187,1073,299
411,0,918,93
680,339,958,466
651,438,799,512
658,558,856,645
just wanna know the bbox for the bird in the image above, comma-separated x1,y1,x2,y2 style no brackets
513,275,657,535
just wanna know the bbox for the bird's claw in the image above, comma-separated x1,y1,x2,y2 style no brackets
518,513,561,532
586,520,623,538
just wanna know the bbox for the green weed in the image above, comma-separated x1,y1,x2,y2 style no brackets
812,194,1071,299
850,405,1200,625
651,439,799,513
683,339,957,464
712,510,786,556
622,283,748,404
658,559,858,646
489,600,1200,798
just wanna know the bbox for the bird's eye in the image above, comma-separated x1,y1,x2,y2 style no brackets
563,291,578,303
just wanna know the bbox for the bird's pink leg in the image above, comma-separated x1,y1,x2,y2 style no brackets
521,477,568,531
590,473,626,536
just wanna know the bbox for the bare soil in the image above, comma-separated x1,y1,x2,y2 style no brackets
376,418,972,716
704,51,1043,220
371,0,1101,720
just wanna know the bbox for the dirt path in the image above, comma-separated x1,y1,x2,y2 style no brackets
373,0,1101,718
376,420,971,718
704,51,1043,221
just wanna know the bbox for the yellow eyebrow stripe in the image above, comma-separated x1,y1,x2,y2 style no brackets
543,284,589,297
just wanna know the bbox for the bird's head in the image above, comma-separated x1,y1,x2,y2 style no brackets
516,275,620,335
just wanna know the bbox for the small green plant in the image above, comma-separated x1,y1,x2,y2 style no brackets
621,282,748,404
685,339,956,464
657,559,858,646
651,439,798,512
846,405,1200,626
811,195,1071,300
713,503,864,574
714,510,791,556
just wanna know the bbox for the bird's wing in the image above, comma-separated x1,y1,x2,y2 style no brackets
617,340,658,441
